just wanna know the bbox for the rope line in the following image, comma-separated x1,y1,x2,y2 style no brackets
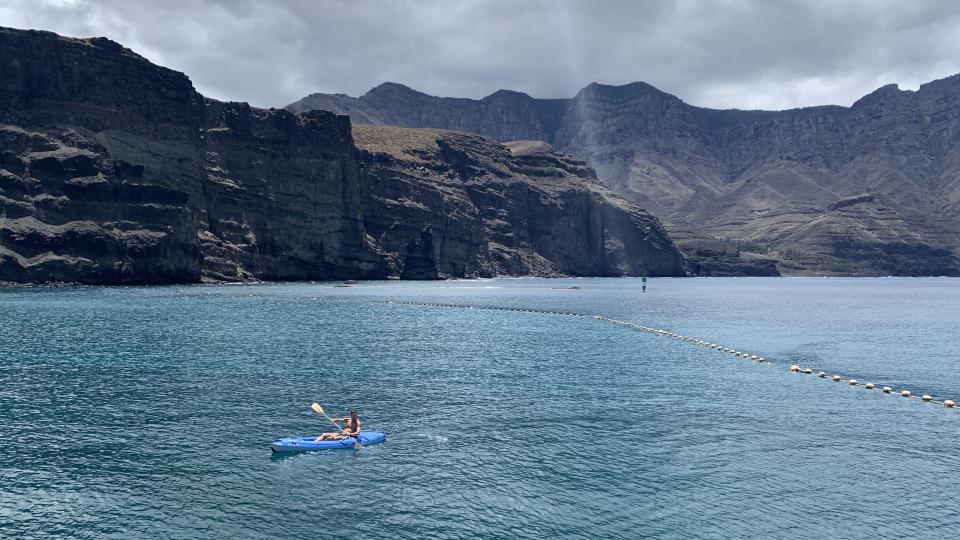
593,315,956,408
375,300,957,410
368,300,586,318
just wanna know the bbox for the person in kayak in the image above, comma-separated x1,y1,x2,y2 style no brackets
316,410,361,441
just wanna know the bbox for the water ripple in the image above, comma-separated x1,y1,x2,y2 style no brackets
2,278,960,538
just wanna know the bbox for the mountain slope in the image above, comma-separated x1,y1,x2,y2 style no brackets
289,77,960,276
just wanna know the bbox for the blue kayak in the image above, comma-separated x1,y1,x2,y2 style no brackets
270,431,386,452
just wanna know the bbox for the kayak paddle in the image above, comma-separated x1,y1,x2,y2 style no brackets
311,402,344,431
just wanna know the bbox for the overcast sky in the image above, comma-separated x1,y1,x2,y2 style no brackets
2,0,959,110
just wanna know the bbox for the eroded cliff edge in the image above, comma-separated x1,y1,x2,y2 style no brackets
0,27,684,283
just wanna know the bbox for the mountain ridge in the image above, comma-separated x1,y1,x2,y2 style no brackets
288,75,960,276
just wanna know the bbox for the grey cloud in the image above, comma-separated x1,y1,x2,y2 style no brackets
1,0,959,110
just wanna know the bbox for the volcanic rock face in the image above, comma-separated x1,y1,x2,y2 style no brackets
353,127,684,278
197,101,385,282
0,29,204,283
0,27,683,283
290,78,960,276
0,27,387,283
0,125,199,283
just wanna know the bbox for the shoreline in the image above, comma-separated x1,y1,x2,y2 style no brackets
3,274,960,290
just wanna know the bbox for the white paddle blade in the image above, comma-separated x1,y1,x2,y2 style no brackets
311,403,324,415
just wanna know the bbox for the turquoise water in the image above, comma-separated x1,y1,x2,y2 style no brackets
2,278,959,538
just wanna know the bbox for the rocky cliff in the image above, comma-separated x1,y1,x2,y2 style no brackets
0,27,684,284
290,78,960,276
353,127,683,278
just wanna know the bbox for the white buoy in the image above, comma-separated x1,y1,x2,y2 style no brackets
945,400,955,408
922,395,932,402
832,375,842,382
848,379,858,385
750,355,759,360
803,368,812,374
901,390,912,398
865,383,875,390
789,365,800,372
818,372,826,378
883,386,893,393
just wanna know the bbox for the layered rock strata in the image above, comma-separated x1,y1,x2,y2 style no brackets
0,27,684,283
353,128,684,278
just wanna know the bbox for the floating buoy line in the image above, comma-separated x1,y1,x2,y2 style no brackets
371,300,956,411
368,300,586,318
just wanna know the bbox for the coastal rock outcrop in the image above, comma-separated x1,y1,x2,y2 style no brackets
0,125,199,283
0,27,386,283
0,26,684,284
354,127,684,278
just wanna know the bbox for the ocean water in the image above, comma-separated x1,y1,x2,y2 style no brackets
1,277,959,538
